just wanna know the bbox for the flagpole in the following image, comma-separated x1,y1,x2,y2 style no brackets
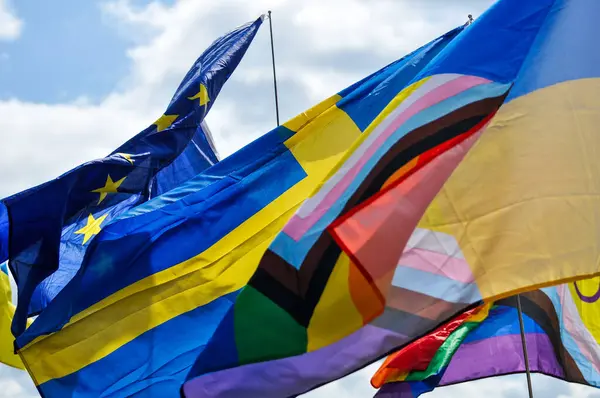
516,295,535,398
267,10,280,126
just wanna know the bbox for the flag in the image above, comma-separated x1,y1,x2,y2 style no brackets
2,16,263,337
332,0,600,321
180,23,494,396
374,304,492,398
151,120,220,197
1,206,28,368
374,279,600,397
12,24,461,397
0,261,24,369
184,0,600,396
370,305,486,389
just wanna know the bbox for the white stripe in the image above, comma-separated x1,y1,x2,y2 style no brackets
295,73,462,219
556,285,600,372
405,228,465,259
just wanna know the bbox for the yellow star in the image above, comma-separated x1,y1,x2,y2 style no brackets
91,175,126,204
187,84,210,106
115,153,134,164
75,213,108,244
153,114,179,132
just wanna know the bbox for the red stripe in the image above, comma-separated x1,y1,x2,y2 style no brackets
329,110,496,234
370,306,480,388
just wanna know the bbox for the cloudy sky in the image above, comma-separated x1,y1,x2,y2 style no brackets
1,0,600,397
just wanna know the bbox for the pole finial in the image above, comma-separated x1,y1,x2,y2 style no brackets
467,14,474,25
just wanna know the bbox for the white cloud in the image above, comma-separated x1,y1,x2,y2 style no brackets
0,0,493,197
303,361,381,398
0,0,22,41
0,365,37,398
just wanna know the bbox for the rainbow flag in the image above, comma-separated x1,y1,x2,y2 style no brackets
185,0,600,396
375,279,600,397
370,305,486,389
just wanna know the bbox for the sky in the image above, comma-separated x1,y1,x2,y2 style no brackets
0,0,600,397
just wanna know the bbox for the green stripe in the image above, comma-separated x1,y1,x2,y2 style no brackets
405,318,484,382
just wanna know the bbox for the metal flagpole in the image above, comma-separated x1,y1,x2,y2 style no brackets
516,294,535,398
267,10,280,126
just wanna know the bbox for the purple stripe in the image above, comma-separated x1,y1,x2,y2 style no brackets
375,382,415,398
374,333,563,398
441,333,563,383
183,325,408,398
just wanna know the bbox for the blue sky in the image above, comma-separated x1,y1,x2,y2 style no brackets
0,1,126,102
1,0,600,397
0,0,176,103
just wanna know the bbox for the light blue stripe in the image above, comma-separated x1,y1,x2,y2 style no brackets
391,266,482,304
271,81,511,269
541,286,600,386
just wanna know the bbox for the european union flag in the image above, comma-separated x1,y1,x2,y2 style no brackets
1,15,264,337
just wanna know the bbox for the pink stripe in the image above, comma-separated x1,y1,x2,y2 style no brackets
332,131,483,286
283,75,491,242
557,284,600,375
399,247,474,284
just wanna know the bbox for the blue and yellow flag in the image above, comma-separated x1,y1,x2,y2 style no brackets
0,262,23,369
14,27,462,397
1,16,264,338
0,205,25,368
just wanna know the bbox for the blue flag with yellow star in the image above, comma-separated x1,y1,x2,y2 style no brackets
1,15,264,337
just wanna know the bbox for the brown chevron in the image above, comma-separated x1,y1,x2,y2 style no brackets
250,91,510,328
500,291,586,383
